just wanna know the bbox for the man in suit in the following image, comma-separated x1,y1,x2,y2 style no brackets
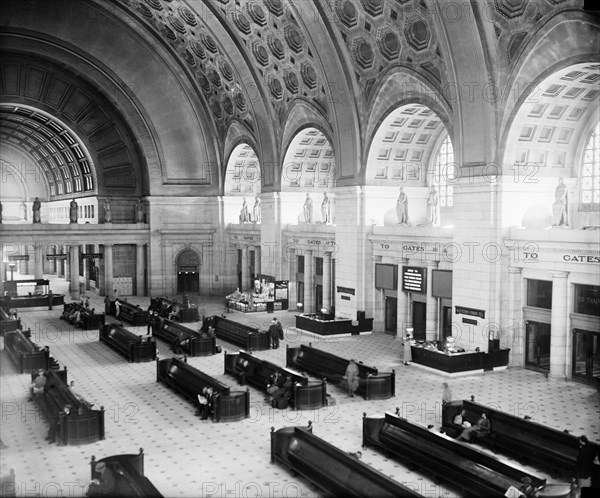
269,318,279,349
86,462,116,496
577,435,597,488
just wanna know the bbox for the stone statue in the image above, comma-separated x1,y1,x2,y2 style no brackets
552,177,568,226
426,186,439,225
396,187,409,225
303,193,313,224
239,197,249,223
252,196,261,224
321,192,331,224
104,198,112,223
20,201,27,221
69,199,78,223
32,197,41,223
136,200,144,223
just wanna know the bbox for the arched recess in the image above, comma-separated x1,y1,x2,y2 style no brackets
222,121,261,193
175,249,201,295
280,100,335,188
224,143,262,226
364,68,453,181
1,0,222,196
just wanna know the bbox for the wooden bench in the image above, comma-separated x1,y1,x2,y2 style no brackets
153,319,217,357
0,468,16,497
32,368,105,445
89,448,163,497
156,357,249,422
211,315,270,351
286,343,395,400
224,350,327,410
4,329,49,374
114,300,149,326
363,412,546,497
61,302,105,330
271,422,421,497
149,297,199,323
442,399,600,478
0,307,21,337
99,324,157,363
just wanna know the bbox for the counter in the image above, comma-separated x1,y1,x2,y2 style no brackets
0,294,65,309
295,314,373,336
411,345,510,373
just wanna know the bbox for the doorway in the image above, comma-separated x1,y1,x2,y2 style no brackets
412,301,426,341
572,330,600,386
385,297,397,334
297,281,304,310
315,284,323,313
442,305,452,339
525,321,551,372
176,249,201,295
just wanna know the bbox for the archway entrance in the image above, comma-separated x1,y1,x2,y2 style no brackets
176,250,200,294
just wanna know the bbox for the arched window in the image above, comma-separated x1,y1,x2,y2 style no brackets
434,135,455,207
581,122,600,211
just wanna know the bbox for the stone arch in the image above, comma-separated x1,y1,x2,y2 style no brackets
175,248,202,295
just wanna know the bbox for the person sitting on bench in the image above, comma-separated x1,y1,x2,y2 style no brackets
86,462,116,497
269,375,293,409
453,409,471,428
455,411,490,442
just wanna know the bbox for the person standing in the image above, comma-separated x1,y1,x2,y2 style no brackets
276,319,284,344
577,435,597,488
442,382,452,405
403,332,413,365
86,462,116,497
269,318,280,349
344,359,360,397
32,197,41,223
47,290,54,311
104,295,111,315
114,299,121,318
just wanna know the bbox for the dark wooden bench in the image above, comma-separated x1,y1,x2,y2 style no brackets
153,319,217,356
99,324,157,363
114,300,149,326
0,468,16,497
0,307,21,336
156,357,249,422
89,448,163,497
442,399,600,478
61,302,105,330
211,315,270,351
286,343,395,400
224,350,327,410
149,297,199,323
271,422,421,497
363,412,546,498
32,368,105,445
4,329,49,373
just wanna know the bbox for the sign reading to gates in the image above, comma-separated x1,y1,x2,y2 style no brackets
336,286,355,295
81,253,103,260
402,266,426,294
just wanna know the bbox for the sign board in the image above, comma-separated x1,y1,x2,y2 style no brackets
81,253,103,260
402,266,426,293
455,306,485,319
8,255,30,261
336,286,355,295
46,254,68,261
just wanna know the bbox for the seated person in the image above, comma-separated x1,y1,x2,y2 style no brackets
86,462,116,497
455,411,490,442
269,375,293,408
265,372,284,402
168,305,180,322
29,369,47,400
453,409,472,428
233,359,253,385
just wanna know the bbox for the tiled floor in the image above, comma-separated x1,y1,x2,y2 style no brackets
1,277,598,497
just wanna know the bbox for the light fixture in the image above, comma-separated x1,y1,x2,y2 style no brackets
320,308,328,314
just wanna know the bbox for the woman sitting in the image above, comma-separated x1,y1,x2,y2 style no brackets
455,412,490,442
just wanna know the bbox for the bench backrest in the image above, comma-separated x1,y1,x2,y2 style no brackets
102,324,141,344
212,316,259,336
159,358,230,396
291,344,378,378
5,329,36,353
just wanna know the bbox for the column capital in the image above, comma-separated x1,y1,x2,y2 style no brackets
395,258,409,265
425,260,439,268
508,266,522,275
550,270,569,279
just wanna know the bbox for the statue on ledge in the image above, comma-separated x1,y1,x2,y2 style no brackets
136,200,144,223
103,198,112,223
32,197,41,223
20,201,27,221
426,186,439,225
321,192,331,224
239,197,249,223
303,193,313,224
252,196,261,223
552,177,568,227
69,199,79,223
396,187,409,225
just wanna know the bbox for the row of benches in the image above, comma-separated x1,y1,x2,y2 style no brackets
31,368,105,446
4,329,50,373
112,300,149,326
149,296,199,323
0,307,21,336
99,324,157,363
156,357,249,423
61,302,105,330
211,315,271,351
223,350,327,410
152,319,217,356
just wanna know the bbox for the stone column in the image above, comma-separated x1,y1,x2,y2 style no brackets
136,243,145,296
425,261,439,341
69,244,80,300
104,244,114,298
0,252,5,296
255,246,261,278
396,258,410,339
322,252,332,311
304,250,314,313
241,246,249,291
33,243,43,279
549,271,569,380
288,249,297,309
507,266,523,367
